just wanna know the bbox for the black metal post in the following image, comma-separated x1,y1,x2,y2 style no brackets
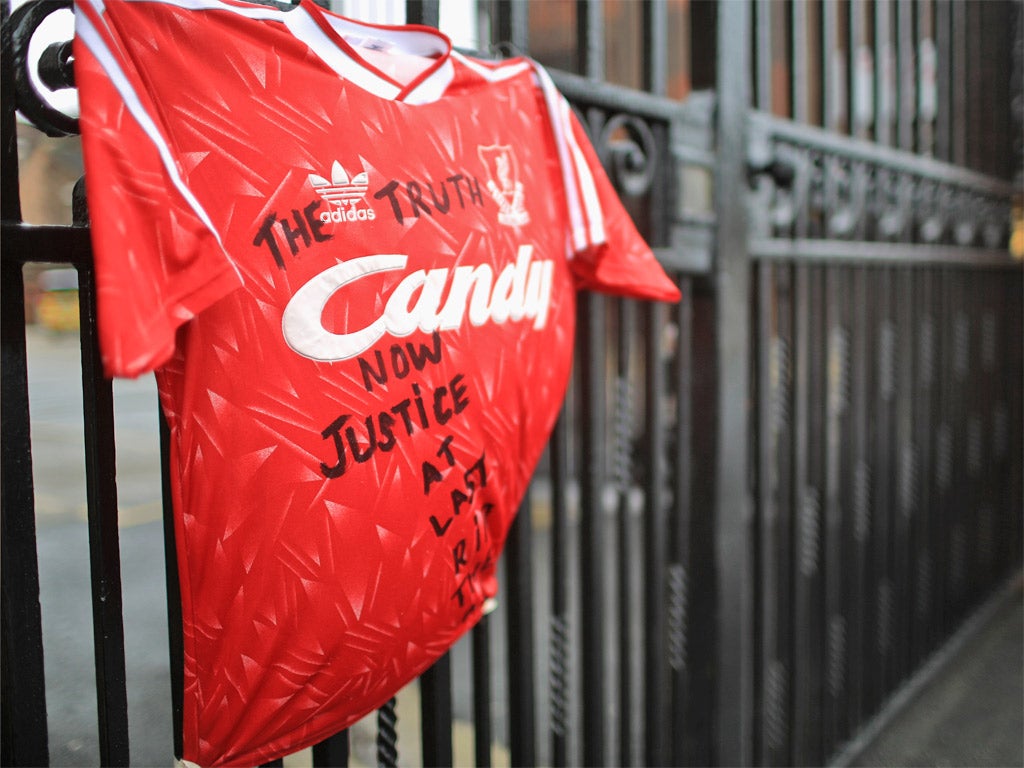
0,2,49,764
713,0,755,764
506,492,536,767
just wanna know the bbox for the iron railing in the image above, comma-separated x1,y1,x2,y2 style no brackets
2,1,1021,767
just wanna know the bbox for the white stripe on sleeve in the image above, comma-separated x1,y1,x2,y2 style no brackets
75,4,231,260
532,62,607,254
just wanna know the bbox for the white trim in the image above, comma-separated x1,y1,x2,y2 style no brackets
560,98,605,247
403,57,455,105
310,9,453,101
75,4,230,256
532,63,588,254
280,9,402,98
451,51,530,83
96,0,408,99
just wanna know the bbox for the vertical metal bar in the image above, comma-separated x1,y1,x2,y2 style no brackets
643,301,669,767
934,0,952,161
578,289,608,768
846,266,870,731
869,269,895,707
548,412,571,768
916,0,936,156
911,270,936,665
159,411,185,760
687,281,717,768
714,2,754,764
963,0,982,173
790,61,823,765
931,268,953,638
822,0,848,134
755,0,772,112
78,261,130,767
1009,280,1023,569
791,263,824,767
808,266,826,761
669,277,693,767
575,25,608,762
771,0,790,117
0,3,49,764
615,300,637,768
950,0,967,166
471,617,492,768
946,273,969,624
506,491,536,768
790,264,806,768
492,0,528,53
896,0,916,152
405,0,439,28
991,278,1016,579
755,261,793,768
875,0,896,146
850,0,873,140
420,654,452,767
963,271,986,605
921,0,937,156
1,255,51,768
1006,279,1024,571
1,0,20,221
577,0,605,81
822,266,851,755
643,0,668,96
689,0,717,90
792,0,817,124
312,731,350,767
987,2,1015,178
892,268,915,691
975,275,998,597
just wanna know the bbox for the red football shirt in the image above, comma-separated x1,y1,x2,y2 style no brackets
74,1,680,764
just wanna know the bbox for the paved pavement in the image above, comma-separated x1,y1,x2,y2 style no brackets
848,579,1024,768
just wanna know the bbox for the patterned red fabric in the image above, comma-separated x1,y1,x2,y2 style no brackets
74,2,679,764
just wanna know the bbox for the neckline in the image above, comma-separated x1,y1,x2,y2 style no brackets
297,1,454,104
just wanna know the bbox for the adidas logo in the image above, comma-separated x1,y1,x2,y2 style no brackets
309,161,376,223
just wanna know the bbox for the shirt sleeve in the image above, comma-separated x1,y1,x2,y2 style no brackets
532,63,681,304
73,0,244,378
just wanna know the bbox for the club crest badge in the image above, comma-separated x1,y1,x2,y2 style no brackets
478,144,530,227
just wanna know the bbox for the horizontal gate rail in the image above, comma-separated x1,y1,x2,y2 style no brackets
750,239,1019,267
747,111,1017,268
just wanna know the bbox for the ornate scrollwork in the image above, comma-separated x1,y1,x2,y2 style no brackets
952,189,979,247
982,197,1008,249
916,180,946,244
597,113,657,199
750,113,1013,255
8,0,78,137
874,168,911,241
826,157,867,239
771,144,815,232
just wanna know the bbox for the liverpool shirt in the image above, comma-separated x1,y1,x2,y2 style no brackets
73,1,680,764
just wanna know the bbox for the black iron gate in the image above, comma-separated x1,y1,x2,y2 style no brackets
3,1,1021,767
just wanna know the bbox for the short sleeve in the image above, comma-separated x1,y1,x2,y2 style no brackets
74,1,243,378
531,63,681,304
